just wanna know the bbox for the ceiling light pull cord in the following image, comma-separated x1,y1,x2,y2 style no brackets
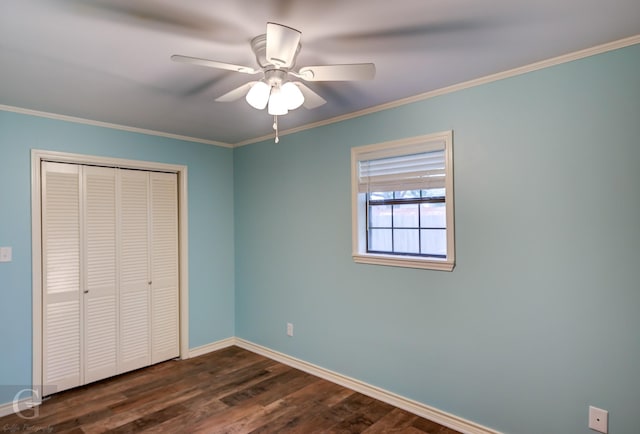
273,115,279,143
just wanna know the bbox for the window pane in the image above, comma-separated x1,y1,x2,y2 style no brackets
422,188,445,198
421,229,447,256
393,204,418,227
370,191,393,200
395,190,421,199
370,204,392,227
393,229,419,254
369,229,392,252
420,203,446,228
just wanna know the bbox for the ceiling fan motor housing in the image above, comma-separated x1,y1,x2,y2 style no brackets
251,34,301,71
264,69,288,87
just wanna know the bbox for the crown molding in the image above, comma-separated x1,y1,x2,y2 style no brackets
0,104,233,148
234,34,640,147
2,35,637,149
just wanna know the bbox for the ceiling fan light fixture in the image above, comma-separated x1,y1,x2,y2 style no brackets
173,21,374,143
245,81,270,110
281,82,305,110
267,86,288,116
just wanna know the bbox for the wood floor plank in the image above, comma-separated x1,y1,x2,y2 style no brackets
411,416,463,434
0,346,462,434
325,392,396,433
246,379,352,434
220,367,312,407
362,408,423,433
78,383,203,433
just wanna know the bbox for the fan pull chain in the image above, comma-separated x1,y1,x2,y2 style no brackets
273,115,279,143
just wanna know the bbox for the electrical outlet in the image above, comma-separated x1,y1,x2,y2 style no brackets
589,406,608,433
286,322,294,337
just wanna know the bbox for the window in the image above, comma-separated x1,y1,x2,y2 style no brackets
351,131,455,271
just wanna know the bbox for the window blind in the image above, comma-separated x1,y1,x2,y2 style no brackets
358,149,445,193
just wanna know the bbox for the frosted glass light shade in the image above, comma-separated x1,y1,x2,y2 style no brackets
281,82,305,110
267,86,288,115
245,81,270,110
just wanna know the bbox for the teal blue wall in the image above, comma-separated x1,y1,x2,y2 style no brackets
2,43,638,433
0,113,235,404
234,44,640,434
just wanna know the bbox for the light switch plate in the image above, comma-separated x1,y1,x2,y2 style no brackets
0,247,12,262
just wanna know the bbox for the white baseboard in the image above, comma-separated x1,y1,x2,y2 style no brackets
0,396,37,418
235,338,501,434
188,337,236,358
0,400,15,418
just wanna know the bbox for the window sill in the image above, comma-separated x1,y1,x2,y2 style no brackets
353,253,454,271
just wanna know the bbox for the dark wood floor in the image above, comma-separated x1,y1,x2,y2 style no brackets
1,346,461,433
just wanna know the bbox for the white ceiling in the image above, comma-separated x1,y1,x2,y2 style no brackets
1,0,639,145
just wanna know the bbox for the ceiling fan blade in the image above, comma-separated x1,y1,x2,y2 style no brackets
266,22,301,68
295,83,327,109
171,55,259,75
296,63,376,81
316,19,498,49
58,0,244,43
215,82,258,102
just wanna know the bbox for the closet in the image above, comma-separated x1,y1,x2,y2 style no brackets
41,161,179,394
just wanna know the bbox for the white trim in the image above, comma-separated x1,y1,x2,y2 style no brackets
0,104,232,149
0,401,11,418
0,397,35,418
236,338,501,434
31,149,190,404
31,149,190,172
187,337,236,358
235,34,640,147
178,169,190,360
31,152,43,405
351,131,455,271
352,253,454,271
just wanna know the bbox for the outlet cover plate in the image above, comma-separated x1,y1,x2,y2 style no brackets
0,247,12,262
589,406,608,433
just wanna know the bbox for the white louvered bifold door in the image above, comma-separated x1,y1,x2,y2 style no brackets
83,166,118,383
42,162,82,393
150,172,179,364
118,169,151,373
42,163,180,395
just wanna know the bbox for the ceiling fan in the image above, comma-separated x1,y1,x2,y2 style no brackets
171,22,375,142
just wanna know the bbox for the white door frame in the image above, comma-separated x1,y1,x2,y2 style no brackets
31,149,189,404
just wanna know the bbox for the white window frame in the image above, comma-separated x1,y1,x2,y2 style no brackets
351,131,455,271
